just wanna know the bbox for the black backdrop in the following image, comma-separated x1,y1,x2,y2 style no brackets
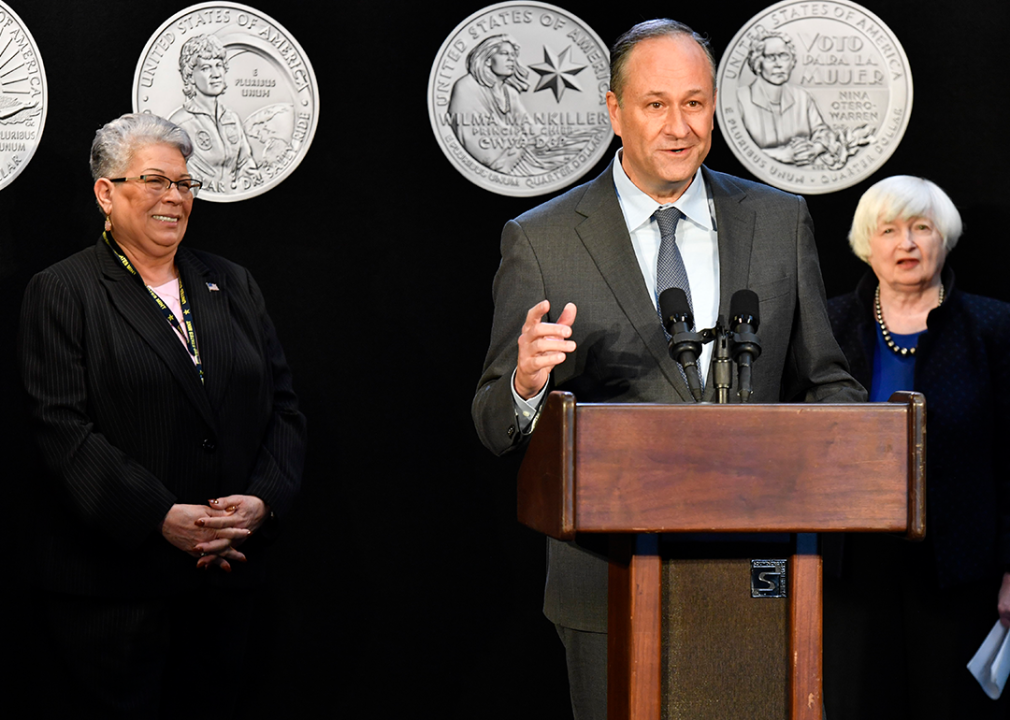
1,1,1007,716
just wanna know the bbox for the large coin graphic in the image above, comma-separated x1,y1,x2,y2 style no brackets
133,2,319,202
428,2,614,197
716,0,912,194
0,2,47,192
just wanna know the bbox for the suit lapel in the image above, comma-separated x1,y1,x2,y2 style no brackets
574,166,692,402
704,168,756,402
96,237,217,429
176,247,234,414
706,168,755,320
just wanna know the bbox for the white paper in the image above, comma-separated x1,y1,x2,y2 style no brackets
967,620,1010,700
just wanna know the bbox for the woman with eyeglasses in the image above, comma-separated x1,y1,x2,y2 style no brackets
18,112,306,717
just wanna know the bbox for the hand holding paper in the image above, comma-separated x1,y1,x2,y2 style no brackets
968,621,1010,700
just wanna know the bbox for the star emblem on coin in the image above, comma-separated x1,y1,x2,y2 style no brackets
530,46,586,102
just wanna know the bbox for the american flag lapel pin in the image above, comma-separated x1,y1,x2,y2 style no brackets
206,282,220,292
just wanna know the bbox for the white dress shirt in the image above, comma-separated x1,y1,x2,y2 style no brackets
611,149,720,377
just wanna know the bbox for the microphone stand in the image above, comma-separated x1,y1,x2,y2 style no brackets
710,316,732,405
691,295,762,405
731,323,762,404
669,325,706,402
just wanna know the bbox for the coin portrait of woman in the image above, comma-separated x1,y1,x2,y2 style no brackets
447,33,539,174
169,34,262,193
736,31,831,166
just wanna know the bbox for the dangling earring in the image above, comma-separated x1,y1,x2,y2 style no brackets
105,214,112,232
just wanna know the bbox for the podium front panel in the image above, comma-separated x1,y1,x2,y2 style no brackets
574,403,911,534
661,558,788,720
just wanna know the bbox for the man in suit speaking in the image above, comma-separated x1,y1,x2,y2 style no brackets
472,19,865,718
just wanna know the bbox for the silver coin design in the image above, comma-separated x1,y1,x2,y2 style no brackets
716,0,912,194
428,1,613,197
0,2,47,192
133,2,319,202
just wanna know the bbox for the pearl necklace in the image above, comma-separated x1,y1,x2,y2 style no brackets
874,283,944,357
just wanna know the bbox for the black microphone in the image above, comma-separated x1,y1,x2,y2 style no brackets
659,287,704,402
730,289,762,403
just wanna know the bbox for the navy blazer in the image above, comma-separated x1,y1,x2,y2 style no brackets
828,268,1010,587
19,236,306,597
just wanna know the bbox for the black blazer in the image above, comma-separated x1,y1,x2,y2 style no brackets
828,268,1010,588
19,236,307,597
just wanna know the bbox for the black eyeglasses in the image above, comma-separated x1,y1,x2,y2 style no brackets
108,174,203,198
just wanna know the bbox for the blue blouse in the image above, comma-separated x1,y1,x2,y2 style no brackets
870,323,921,402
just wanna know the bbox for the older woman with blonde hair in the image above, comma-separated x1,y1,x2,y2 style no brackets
824,175,1009,719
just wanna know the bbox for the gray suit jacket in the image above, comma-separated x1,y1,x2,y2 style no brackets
472,163,864,631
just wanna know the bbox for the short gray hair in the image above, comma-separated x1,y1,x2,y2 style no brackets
89,113,193,181
610,19,716,104
848,176,963,262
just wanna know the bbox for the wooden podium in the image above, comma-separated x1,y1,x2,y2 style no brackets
517,391,925,720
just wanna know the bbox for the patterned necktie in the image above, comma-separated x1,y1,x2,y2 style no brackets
654,206,703,390
654,206,693,323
